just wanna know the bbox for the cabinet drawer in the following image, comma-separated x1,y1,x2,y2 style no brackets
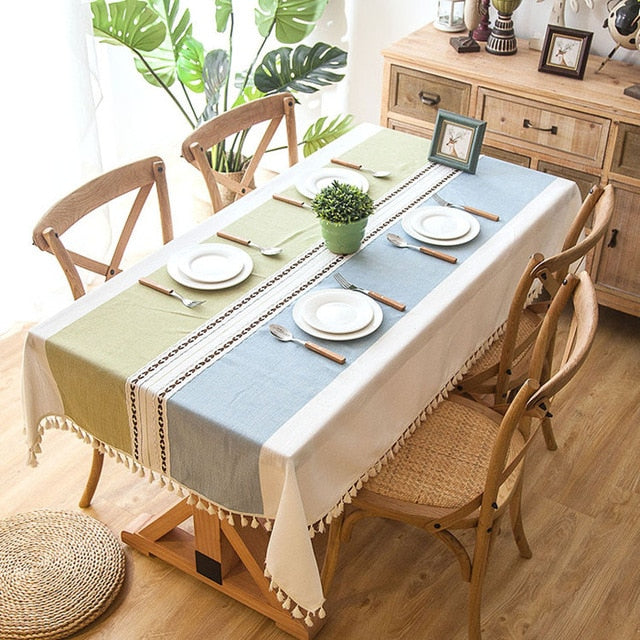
483,145,531,168
388,65,471,124
478,89,610,168
611,123,640,180
537,161,599,200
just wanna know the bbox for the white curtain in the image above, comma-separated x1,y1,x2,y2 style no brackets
1,1,101,333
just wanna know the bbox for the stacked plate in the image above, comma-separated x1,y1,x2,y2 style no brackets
402,205,480,246
293,289,383,341
167,243,253,290
295,168,369,199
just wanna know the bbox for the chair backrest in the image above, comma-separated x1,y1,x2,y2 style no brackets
492,184,612,401
33,156,173,300
526,271,599,416
532,183,614,297
181,93,298,213
481,271,598,521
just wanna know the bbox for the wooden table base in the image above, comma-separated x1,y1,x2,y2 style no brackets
122,499,324,639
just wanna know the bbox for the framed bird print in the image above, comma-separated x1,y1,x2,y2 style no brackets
539,26,593,80
428,110,486,174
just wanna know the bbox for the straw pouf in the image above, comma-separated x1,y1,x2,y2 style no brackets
0,510,125,640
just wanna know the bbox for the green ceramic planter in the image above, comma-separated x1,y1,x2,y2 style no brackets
319,218,368,254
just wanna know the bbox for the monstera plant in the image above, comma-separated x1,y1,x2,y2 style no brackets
91,0,352,172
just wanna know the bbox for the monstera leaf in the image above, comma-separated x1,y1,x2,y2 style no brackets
199,50,231,122
177,36,206,93
254,43,346,94
302,114,354,157
133,0,193,87
254,0,328,44
92,0,166,51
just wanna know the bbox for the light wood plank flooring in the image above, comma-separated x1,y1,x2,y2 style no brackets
2,305,639,639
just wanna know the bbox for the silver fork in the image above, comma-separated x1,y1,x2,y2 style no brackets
333,272,406,311
138,277,205,308
432,192,500,221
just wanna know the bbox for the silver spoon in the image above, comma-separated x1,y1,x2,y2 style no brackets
331,158,391,178
386,233,458,264
216,230,282,256
139,278,205,308
269,324,346,364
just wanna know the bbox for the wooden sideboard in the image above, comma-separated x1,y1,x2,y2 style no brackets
381,23,640,316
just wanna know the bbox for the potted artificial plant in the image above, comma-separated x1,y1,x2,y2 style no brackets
311,180,374,254
91,0,353,173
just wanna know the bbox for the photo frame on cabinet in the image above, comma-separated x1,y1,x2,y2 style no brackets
538,26,593,80
428,110,486,174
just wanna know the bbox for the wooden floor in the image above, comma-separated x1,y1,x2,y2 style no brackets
2,305,639,640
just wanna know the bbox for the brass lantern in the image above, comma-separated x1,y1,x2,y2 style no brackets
434,0,467,32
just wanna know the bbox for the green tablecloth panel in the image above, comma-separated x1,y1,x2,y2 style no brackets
44,129,431,453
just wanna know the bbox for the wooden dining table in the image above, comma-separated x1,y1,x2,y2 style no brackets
22,123,581,638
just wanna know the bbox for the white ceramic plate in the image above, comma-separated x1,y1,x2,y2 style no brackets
297,289,374,334
402,206,480,246
177,244,245,283
295,168,370,199
167,244,253,290
410,206,471,240
293,288,383,341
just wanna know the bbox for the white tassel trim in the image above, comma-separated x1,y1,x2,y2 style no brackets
27,414,274,534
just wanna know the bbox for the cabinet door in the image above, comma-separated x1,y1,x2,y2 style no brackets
590,182,640,315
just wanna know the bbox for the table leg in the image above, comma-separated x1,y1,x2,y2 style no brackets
121,500,324,639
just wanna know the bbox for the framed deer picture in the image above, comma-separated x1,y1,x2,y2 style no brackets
538,26,593,80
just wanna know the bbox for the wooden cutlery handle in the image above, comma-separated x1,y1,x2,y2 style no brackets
331,158,361,170
463,205,500,222
368,291,406,311
273,194,307,208
418,247,458,264
304,341,346,364
139,277,173,295
217,230,250,245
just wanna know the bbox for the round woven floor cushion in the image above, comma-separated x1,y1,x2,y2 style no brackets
0,510,125,640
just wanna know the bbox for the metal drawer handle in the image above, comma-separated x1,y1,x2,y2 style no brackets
523,118,558,135
607,228,618,248
419,90,441,106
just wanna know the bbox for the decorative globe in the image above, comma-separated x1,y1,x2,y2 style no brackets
604,0,640,50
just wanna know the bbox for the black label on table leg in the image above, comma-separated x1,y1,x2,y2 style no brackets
195,550,222,584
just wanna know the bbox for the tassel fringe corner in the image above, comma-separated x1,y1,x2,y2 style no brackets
264,570,326,628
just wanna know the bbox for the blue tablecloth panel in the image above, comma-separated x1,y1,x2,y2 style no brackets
166,157,557,513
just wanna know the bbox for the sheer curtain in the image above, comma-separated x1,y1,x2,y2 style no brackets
1,1,101,333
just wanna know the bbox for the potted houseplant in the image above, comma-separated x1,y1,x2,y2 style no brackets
91,0,353,173
311,180,374,254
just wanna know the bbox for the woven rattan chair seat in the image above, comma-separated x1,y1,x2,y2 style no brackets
366,400,523,509
0,510,125,640
463,308,541,377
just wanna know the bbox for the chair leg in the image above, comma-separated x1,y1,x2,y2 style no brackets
468,528,493,640
541,416,558,451
509,479,532,559
320,511,345,595
79,449,104,508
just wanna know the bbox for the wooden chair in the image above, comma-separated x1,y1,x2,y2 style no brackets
32,156,174,507
321,271,599,640
181,93,298,213
454,184,613,449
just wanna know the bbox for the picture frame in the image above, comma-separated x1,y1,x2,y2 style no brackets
538,26,593,80
428,110,486,174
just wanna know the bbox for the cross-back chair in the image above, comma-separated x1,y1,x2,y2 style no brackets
454,184,613,449
32,155,174,507
181,93,298,213
321,271,599,640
